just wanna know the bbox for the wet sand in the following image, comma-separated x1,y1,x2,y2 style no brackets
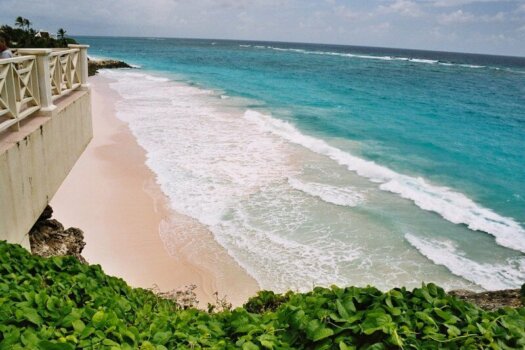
51,74,259,306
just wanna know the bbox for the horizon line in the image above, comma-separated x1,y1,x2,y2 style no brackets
70,34,525,60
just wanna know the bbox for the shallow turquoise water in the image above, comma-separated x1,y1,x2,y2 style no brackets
79,36,525,291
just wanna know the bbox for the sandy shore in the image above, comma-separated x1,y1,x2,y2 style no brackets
51,74,259,306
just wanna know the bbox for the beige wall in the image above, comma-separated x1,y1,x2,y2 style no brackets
0,90,93,249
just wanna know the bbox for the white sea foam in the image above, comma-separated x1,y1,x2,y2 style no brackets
409,58,438,64
347,53,394,61
244,109,525,253
102,69,362,290
459,64,485,69
268,46,307,53
101,69,524,292
288,178,364,207
263,46,493,70
104,70,290,225
405,233,525,290
213,188,362,291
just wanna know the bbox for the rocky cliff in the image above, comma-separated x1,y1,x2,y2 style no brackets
88,58,132,76
29,206,86,263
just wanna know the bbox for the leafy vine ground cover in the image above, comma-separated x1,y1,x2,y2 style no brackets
0,241,524,349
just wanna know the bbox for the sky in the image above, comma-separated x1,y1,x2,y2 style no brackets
1,0,524,56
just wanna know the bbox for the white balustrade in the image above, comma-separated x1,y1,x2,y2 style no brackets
49,48,81,100
0,44,89,133
0,55,41,132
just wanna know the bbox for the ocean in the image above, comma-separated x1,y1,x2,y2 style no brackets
80,36,525,292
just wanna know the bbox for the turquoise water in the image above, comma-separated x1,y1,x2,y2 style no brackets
80,36,525,291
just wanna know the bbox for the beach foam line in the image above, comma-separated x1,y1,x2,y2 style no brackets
244,110,525,254
216,206,362,291
288,178,364,207
101,69,368,291
405,233,525,290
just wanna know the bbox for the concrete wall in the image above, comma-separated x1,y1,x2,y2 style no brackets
0,90,92,249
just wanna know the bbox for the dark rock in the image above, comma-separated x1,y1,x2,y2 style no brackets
88,58,133,76
29,205,87,263
39,205,53,221
449,289,523,311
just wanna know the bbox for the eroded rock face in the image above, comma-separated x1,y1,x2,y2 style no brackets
29,206,87,263
88,59,132,76
449,289,522,311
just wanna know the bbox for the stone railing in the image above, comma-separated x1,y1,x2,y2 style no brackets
0,44,89,133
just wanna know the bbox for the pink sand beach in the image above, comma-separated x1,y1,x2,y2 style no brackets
51,74,259,306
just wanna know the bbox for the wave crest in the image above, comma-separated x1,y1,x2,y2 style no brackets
405,233,524,290
244,109,525,253
288,178,364,207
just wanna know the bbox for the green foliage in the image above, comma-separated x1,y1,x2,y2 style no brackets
244,290,291,313
0,17,77,49
0,241,524,349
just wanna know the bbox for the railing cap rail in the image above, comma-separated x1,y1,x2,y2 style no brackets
50,48,80,57
17,48,53,56
0,55,37,64
68,44,90,49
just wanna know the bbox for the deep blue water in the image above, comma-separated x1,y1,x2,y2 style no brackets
77,36,525,290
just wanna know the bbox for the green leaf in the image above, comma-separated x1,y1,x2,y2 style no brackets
290,309,305,327
51,257,63,269
343,299,356,313
102,339,120,346
72,319,85,333
434,308,452,321
60,310,81,327
21,307,42,326
152,331,171,345
362,312,393,335
38,341,74,350
242,341,260,350
339,341,356,350
79,326,95,339
388,328,404,347
336,300,350,319
140,341,156,350
312,327,334,342
92,310,106,327
415,311,437,327
446,324,461,338
21,329,40,347
260,339,274,349
363,343,386,350
122,330,136,345
427,283,439,297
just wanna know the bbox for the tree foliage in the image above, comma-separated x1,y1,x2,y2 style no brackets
0,240,524,349
0,17,76,49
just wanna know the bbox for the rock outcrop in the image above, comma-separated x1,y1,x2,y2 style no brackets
88,58,132,76
449,289,523,311
29,206,87,263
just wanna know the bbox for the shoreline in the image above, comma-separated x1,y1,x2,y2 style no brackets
51,74,259,306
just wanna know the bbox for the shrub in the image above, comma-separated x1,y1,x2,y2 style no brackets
0,240,524,349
